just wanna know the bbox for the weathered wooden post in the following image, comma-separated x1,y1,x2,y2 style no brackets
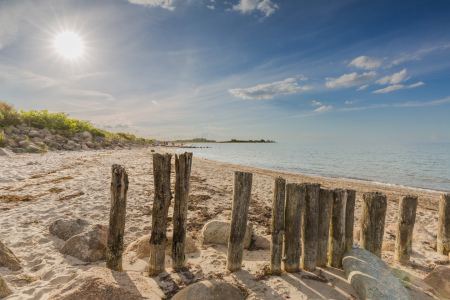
328,189,347,267
227,171,253,272
283,183,306,272
437,194,450,255
149,153,172,276
360,192,387,258
106,164,129,271
316,188,332,267
270,177,286,275
301,183,320,271
345,189,356,253
394,195,418,263
172,152,193,269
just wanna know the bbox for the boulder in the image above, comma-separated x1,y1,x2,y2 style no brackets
48,267,162,300
32,137,44,143
4,128,12,135
12,148,26,154
124,234,197,259
423,266,450,298
75,144,82,150
71,137,80,143
201,221,252,249
81,131,92,139
49,142,62,150
0,273,12,298
18,140,30,148
172,280,244,300
0,148,14,156
60,224,108,262
67,140,77,146
43,137,53,145
94,143,102,150
343,248,411,300
63,144,74,151
54,135,66,142
86,141,94,148
49,219,91,241
26,144,39,153
81,144,89,150
0,240,22,270
253,235,270,250
28,130,41,138
6,140,19,148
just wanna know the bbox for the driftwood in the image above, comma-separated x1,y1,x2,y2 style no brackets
283,183,306,272
172,152,193,269
301,183,320,271
106,164,128,271
227,171,253,272
149,153,172,276
270,177,286,275
394,195,418,263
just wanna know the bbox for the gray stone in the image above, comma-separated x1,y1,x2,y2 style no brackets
12,148,26,154
201,220,252,249
67,140,77,146
4,128,12,135
75,144,81,150
81,131,92,139
86,141,94,148
6,140,19,148
343,248,411,300
18,140,30,148
172,280,244,300
81,144,89,150
60,224,108,262
28,130,41,138
32,137,44,143
63,144,74,150
94,143,102,150
49,142,62,150
0,240,21,270
0,148,14,156
0,273,12,298
49,219,91,241
26,144,39,153
71,137,80,143
423,266,450,298
253,235,270,250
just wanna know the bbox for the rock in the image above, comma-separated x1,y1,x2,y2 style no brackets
94,143,102,150
343,248,411,300
172,280,244,300
0,148,14,156
43,137,53,145
71,137,80,143
0,273,12,298
86,141,94,148
32,137,44,143
81,131,92,139
49,142,62,150
201,220,252,249
60,224,108,262
54,135,66,142
12,148,26,154
6,140,19,148
26,144,39,153
423,266,450,298
253,235,270,250
0,240,22,270
67,140,77,146
81,143,89,150
28,130,41,138
124,234,197,259
75,144,81,150
4,128,12,135
63,144,74,150
49,219,91,241
48,267,162,300
382,241,395,252
18,140,30,148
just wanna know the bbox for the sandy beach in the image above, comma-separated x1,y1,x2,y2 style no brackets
1,147,448,299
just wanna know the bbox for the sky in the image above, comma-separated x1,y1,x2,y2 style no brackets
0,0,450,142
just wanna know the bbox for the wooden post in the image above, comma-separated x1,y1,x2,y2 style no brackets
301,183,320,271
172,152,193,269
149,153,172,276
283,183,306,272
345,190,356,253
227,171,253,272
106,164,129,271
270,177,286,275
394,195,418,263
328,189,347,267
360,192,387,258
316,188,332,267
437,194,450,255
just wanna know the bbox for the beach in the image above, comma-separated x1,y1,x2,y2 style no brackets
0,147,448,299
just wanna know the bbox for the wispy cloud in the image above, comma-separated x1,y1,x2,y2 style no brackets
376,69,408,85
315,105,332,112
61,88,115,101
345,99,360,105
372,81,424,94
229,78,309,100
0,64,58,89
207,5,215,9
356,84,369,91
128,0,175,11
301,100,322,106
232,0,279,17
326,71,377,88
349,56,384,70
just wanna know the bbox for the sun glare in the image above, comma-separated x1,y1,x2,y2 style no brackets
54,32,84,59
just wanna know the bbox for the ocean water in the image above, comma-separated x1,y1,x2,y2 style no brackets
175,142,450,193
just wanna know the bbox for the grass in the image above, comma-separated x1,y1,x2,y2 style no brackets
0,130,4,147
0,101,156,144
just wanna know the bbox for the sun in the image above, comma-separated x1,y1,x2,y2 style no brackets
54,32,84,59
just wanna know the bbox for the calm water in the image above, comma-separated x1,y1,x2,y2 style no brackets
175,142,450,193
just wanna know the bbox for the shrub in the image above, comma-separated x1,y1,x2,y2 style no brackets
0,130,5,147
0,101,22,127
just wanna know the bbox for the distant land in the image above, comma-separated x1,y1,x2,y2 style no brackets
170,138,275,143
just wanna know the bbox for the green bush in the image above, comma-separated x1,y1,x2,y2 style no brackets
0,130,5,147
0,101,22,127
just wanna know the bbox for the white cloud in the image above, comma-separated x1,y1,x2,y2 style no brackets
62,88,115,101
207,5,215,9
0,64,57,89
229,78,308,100
372,81,425,94
345,99,360,105
356,84,369,91
387,56,420,68
301,100,322,106
349,56,383,70
376,69,408,85
128,0,175,10
326,71,377,88
299,75,308,81
315,105,332,112
152,100,159,106
232,0,278,17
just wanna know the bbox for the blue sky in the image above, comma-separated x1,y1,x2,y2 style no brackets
0,0,449,142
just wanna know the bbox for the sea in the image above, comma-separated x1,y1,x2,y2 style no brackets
175,142,450,193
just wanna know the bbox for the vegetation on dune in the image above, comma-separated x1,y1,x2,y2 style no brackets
0,100,155,143
171,137,217,143
222,139,276,143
